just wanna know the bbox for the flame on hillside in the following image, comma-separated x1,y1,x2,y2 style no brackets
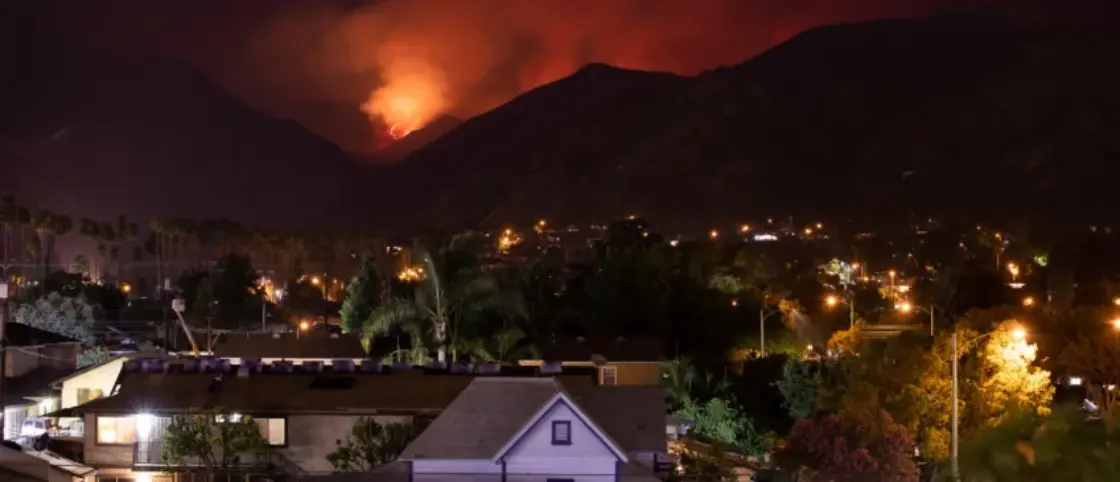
360,58,448,142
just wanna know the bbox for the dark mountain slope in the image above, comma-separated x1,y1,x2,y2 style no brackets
384,15,1120,233
372,64,689,229
1,48,370,229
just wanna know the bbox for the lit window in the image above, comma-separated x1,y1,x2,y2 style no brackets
215,413,243,423
255,418,287,446
600,366,618,386
96,416,137,444
551,420,571,445
76,388,104,405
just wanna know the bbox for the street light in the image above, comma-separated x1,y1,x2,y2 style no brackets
759,306,783,356
1111,318,1120,331
825,293,855,328
950,326,1028,480
1022,296,1035,307
896,301,936,336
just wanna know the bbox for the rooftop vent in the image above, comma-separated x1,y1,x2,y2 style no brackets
218,359,233,373
302,361,323,373
123,359,142,372
199,357,216,372
332,359,355,372
591,354,608,366
272,333,282,339
391,362,412,372
540,361,563,374
359,359,380,373
182,357,200,373
271,360,293,373
451,363,472,374
477,362,501,374
330,333,339,338
243,357,262,373
426,361,447,370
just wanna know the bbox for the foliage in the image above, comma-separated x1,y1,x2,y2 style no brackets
777,408,919,482
671,439,738,481
819,333,951,461
958,407,1120,482
13,292,108,367
661,358,700,410
340,252,381,334
775,359,822,420
973,321,1054,424
825,321,866,356
363,233,523,362
1058,331,1120,414
326,418,417,472
161,408,269,471
675,395,774,459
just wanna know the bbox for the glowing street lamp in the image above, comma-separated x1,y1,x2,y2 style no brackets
1022,296,1035,307
709,229,719,240
825,294,855,328
1111,318,1120,331
1113,297,1120,307
895,301,936,336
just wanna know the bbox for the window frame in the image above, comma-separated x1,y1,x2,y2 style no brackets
254,416,288,447
94,415,138,446
551,420,572,446
600,365,618,385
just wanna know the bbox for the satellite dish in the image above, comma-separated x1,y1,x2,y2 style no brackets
171,298,186,313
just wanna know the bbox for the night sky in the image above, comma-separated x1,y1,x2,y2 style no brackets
20,0,1117,154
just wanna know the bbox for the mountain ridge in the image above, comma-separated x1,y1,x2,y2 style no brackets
375,14,1120,234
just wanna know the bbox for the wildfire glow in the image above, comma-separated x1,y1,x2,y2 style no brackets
360,58,448,142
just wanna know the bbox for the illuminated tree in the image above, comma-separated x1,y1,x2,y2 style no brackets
775,359,822,420
326,418,417,472
161,407,269,472
974,321,1053,423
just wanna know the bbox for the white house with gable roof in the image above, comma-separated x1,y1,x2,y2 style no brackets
371,377,667,482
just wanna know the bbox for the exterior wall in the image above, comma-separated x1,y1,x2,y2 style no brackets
275,414,411,474
81,414,132,468
61,359,125,409
0,445,91,482
412,459,501,475
7,347,40,377
502,400,620,475
611,362,660,386
3,405,31,440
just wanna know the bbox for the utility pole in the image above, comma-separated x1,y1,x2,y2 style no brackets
0,282,9,430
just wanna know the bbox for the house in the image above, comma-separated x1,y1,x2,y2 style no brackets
382,377,669,481
519,337,665,386
0,445,97,482
55,358,598,481
3,323,81,440
209,331,367,365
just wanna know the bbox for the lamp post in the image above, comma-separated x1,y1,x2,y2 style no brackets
950,326,1027,480
825,293,855,328
0,283,8,413
896,302,936,336
759,307,782,356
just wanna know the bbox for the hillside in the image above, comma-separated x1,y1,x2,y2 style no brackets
0,46,371,229
378,15,1120,233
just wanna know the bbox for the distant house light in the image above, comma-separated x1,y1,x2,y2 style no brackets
1069,376,1083,386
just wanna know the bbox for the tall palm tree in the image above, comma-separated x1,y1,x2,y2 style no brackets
32,208,71,279
363,232,523,363
0,193,17,276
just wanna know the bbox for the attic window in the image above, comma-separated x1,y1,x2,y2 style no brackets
309,376,356,390
551,420,571,445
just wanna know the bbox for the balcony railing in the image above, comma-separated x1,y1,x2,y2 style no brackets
133,441,273,469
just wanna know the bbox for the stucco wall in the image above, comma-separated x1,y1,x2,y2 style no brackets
502,399,619,475
275,414,411,474
62,359,125,409
81,414,132,468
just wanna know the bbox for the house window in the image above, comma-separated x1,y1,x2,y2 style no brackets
96,416,137,444
255,417,287,446
551,420,571,445
600,366,618,385
77,388,104,405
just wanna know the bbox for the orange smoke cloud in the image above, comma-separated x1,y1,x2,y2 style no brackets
359,58,448,140
237,0,1001,151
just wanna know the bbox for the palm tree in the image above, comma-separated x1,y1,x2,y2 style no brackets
0,193,17,276
32,208,71,279
363,232,523,363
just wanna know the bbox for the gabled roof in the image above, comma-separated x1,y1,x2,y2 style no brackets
492,390,629,462
399,378,562,460
400,377,658,462
2,367,75,407
568,385,667,453
5,323,79,347
212,332,366,359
